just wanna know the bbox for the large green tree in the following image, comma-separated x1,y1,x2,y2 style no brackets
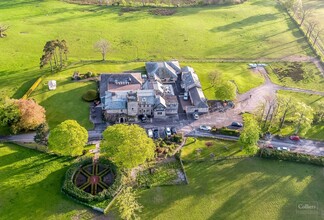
101,124,155,169
48,120,88,156
239,114,261,154
116,187,143,220
214,80,237,101
293,102,313,135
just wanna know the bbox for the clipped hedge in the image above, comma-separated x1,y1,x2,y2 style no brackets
62,157,122,203
212,127,240,137
258,148,324,166
82,89,98,102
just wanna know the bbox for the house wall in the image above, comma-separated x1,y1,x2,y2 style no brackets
185,106,208,113
138,103,153,116
154,109,166,118
127,101,138,116
166,103,178,115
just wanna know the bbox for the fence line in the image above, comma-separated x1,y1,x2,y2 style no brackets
22,76,44,99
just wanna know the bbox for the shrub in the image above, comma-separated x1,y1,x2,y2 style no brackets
217,127,240,136
205,141,213,147
82,89,98,102
258,148,324,166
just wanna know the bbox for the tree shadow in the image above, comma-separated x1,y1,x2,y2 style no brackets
137,158,324,219
210,13,279,32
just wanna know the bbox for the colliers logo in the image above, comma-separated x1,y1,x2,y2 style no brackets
296,201,319,215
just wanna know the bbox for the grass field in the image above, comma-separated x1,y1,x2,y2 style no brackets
0,0,313,100
304,0,324,50
181,137,249,160
0,142,96,220
137,158,324,220
275,90,324,140
267,62,324,92
183,62,265,99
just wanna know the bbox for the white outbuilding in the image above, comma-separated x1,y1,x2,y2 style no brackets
48,80,57,90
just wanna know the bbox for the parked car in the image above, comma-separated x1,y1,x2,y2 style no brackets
193,113,199,120
289,135,300,141
276,147,282,151
282,147,290,151
231,122,243,127
147,129,153,138
153,128,159,139
184,92,189,101
199,125,212,131
171,127,177,135
165,127,171,137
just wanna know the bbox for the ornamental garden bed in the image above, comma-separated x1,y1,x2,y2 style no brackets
62,158,122,205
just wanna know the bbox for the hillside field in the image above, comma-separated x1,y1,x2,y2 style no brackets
0,0,313,100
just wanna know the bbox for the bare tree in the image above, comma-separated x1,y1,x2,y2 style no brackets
94,39,110,61
0,24,9,38
313,27,323,46
208,71,223,87
299,7,313,27
306,20,318,37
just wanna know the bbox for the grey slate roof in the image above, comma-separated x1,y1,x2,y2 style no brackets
182,66,201,90
100,73,142,98
104,92,127,110
137,90,156,105
145,61,180,80
154,95,166,109
189,87,208,108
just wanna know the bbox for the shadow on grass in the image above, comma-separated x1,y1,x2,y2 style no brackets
38,83,96,129
138,158,324,220
211,13,279,32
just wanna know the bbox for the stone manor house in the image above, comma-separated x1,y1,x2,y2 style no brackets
99,61,208,123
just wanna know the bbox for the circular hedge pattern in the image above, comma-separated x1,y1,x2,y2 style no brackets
74,163,116,195
62,158,121,203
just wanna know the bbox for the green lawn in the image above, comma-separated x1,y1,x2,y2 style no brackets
181,137,249,161
276,90,324,141
0,0,313,100
266,62,324,92
137,158,324,220
0,142,96,219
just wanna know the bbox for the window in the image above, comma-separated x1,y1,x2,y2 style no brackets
157,112,162,115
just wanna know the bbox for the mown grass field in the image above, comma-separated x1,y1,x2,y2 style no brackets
181,137,249,160
0,0,313,100
0,142,95,220
137,158,324,220
304,0,324,49
276,90,324,141
267,62,324,92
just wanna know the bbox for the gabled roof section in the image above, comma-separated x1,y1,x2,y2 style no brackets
154,95,166,109
189,87,208,108
145,61,180,80
182,66,201,90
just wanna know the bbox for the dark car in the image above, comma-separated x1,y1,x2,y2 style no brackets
153,129,159,139
171,127,177,135
231,122,243,127
289,135,300,141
